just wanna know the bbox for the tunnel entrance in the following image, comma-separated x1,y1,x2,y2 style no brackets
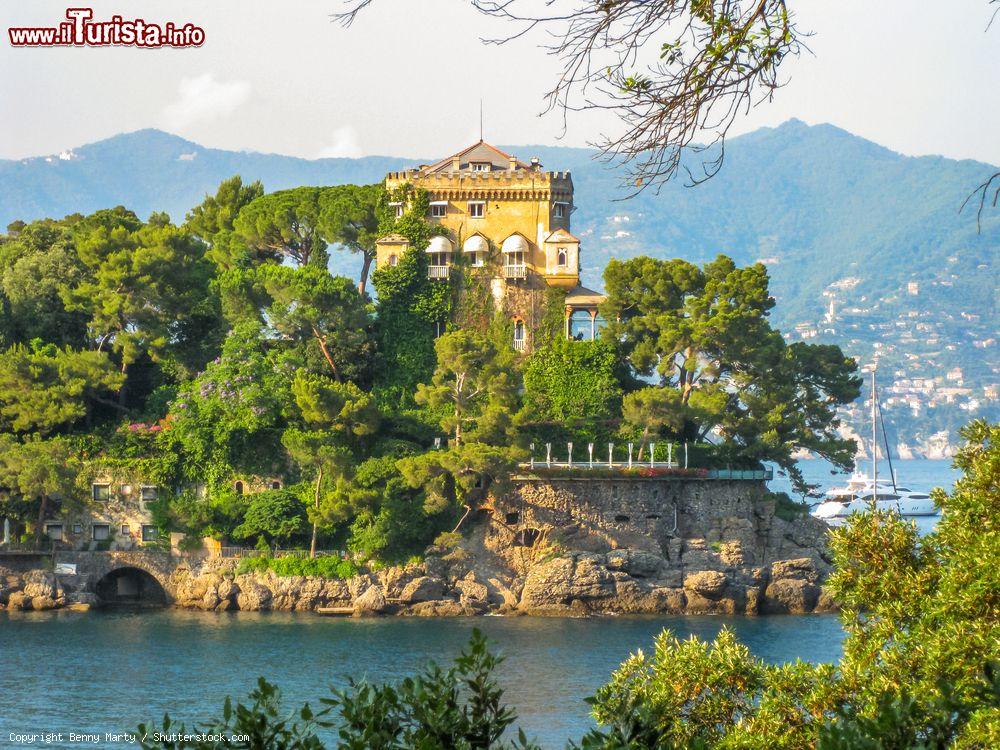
95,567,167,606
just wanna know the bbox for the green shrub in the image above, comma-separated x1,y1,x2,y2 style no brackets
432,531,462,550
767,491,810,522
235,554,358,579
176,534,204,553
231,488,308,545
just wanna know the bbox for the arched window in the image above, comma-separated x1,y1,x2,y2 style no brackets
568,310,594,341
234,481,244,496
557,249,567,267
388,254,398,267
513,320,526,351
271,481,281,490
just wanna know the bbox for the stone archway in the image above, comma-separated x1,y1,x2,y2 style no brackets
95,566,168,606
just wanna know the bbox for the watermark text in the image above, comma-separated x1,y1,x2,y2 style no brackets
8,8,205,48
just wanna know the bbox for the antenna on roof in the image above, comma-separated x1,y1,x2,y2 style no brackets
479,99,484,141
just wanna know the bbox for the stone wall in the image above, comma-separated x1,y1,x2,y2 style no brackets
489,477,828,566
481,477,834,615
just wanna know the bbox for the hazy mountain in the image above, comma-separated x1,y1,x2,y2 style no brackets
2,122,996,446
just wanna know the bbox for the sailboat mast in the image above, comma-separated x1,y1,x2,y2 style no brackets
871,364,878,489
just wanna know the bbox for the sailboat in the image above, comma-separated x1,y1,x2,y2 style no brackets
811,365,938,520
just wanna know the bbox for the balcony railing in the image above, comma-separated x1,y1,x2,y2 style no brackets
504,264,527,280
514,462,773,481
512,338,526,352
427,265,450,280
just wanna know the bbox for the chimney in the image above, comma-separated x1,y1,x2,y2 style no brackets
508,155,517,171
451,156,461,171
530,157,541,170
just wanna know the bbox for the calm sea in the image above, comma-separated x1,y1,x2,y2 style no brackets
0,611,845,749
0,459,959,749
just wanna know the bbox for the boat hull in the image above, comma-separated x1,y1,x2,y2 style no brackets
811,496,938,519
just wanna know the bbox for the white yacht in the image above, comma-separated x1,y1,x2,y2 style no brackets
811,365,937,521
811,475,937,519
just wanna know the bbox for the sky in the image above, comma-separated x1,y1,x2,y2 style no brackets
1,0,998,164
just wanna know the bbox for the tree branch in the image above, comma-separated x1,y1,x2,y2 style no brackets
333,1,806,193
960,171,1000,233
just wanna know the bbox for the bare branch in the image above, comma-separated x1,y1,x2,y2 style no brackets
332,0,375,26
960,171,1000,233
335,1,806,194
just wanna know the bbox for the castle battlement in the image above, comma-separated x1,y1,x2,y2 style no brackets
386,170,573,186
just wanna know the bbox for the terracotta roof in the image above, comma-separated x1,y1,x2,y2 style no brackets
421,141,533,174
565,285,606,306
375,233,410,244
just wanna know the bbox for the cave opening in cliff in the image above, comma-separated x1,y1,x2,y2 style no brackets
95,567,167,606
513,528,541,547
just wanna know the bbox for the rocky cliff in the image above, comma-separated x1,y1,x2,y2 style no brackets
1,479,838,616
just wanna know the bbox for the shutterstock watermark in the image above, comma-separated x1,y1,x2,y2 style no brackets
8,8,205,48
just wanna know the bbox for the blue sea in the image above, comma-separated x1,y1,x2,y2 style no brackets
0,610,844,749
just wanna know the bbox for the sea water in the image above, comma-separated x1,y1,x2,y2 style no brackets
0,610,844,749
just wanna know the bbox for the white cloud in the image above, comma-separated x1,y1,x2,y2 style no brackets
316,126,363,159
163,74,251,129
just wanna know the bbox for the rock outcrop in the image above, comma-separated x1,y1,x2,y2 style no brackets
1,478,838,617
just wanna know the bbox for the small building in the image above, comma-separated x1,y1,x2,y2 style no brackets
44,475,161,551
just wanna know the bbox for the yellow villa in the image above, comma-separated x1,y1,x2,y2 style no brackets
375,141,606,350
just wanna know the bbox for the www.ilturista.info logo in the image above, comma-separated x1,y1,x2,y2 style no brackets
8,8,205,48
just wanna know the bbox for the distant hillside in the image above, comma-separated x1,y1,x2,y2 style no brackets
0,129,411,227
2,122,997,446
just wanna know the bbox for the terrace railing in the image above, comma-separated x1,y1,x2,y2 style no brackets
515,462,772,480
514,442,772,481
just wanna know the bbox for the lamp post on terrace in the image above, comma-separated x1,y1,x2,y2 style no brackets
567,442,573,467
608,443,614,468
588,443,594,468
545,443,552,468
627,443,634,469
529,443,535,470
667,442,672,467
650,442,656,468
684,441,689,469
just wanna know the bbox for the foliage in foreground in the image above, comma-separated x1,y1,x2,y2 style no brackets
138,629,537,750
